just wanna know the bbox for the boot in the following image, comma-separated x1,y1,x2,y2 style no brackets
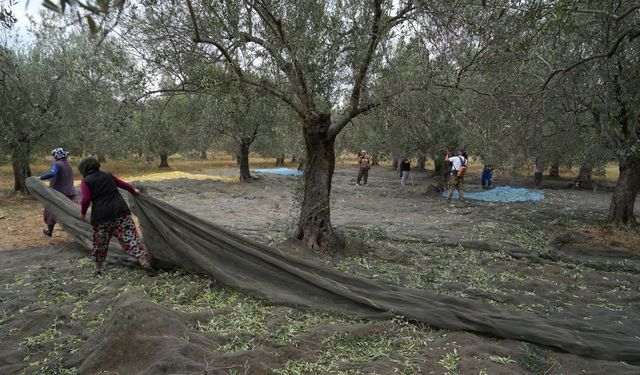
42,224,55,237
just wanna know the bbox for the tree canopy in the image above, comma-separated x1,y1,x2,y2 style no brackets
1,0,638,249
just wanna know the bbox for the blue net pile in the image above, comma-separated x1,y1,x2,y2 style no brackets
254,168,303,176
443,186,544,202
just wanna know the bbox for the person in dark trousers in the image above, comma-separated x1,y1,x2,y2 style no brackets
534,157,544,188
400,158,411,186
39,148,77,237
481,165,493,189
356,150,371,185
297,157,304,171
78,157,151,274
445,149,467,203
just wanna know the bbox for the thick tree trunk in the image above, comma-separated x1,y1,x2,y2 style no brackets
371,154,379,166
605,156,640,225
200,150,207,160
159,152,170,168
12,147,32,194
239,137,252,181
575,165,593,187
417,154,427,172
296,116,343,255
97,154,107,163
432,153,445,176
275,154,285,166
548,160,560,178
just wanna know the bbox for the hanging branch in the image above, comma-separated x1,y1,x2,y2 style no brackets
542,27,640,90
185,0,305,118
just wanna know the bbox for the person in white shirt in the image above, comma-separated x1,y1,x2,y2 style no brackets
445,149,467,203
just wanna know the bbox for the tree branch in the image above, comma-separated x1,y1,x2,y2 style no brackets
247,0,312,111
542,27,640,90
185,0,304,118
328,0,384,137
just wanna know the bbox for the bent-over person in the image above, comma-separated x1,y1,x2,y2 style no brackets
445,149,467,203
78,157,151,274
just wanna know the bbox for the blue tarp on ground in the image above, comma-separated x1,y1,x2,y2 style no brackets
443,186,544,202
254,168,303,176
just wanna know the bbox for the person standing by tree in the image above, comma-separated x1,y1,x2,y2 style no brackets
481,165,493,189
445,149,467,203
78,157,151,274
534,157,544,188
400,158,411,186
357,150,371,186
39,148,77,237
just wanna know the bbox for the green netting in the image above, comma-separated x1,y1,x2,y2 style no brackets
26,177,640,363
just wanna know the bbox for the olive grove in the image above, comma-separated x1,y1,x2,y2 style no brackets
3,0,639,251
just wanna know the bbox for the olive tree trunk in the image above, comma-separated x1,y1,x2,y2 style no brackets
605,155,640,225
296,116,343,255
575,165,593,187
159,152,170,168
432,152,445,176
11,146,32,194
548,160,560,178
239,137,252,181
416,154,427,172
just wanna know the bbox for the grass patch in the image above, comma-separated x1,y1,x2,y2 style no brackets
437,348,459,374
518,342,556,375
275,322,432,374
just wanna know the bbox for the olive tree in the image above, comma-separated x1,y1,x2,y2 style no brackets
541,1,640,224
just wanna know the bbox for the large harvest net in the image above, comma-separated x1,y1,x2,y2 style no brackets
26,177,640,363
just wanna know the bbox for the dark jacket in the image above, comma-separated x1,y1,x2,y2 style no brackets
83,171,131,225
400,160,411,172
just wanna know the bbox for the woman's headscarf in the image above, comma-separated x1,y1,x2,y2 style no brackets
78,157,101,177
51,148,69,160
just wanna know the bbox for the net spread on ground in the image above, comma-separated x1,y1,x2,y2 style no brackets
254,168,303,176
26,177,640,363
443,186,544,202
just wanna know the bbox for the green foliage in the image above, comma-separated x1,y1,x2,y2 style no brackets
276,321,431,374
437,348,459,374
518,343,553,375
